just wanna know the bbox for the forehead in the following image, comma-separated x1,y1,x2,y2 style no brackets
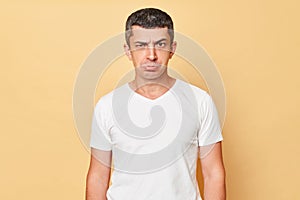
129,25,170,41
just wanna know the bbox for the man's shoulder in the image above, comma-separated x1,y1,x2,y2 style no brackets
176,79,209,98
95,83,129,108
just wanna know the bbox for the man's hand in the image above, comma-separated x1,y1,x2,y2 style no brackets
86,148,112,200
200,142,226,200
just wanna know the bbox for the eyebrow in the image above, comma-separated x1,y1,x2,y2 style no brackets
154,38,167,44
134,41,148,45
133,38,168,45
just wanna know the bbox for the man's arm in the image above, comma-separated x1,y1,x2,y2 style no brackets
200,142,226,200
86,148,112,200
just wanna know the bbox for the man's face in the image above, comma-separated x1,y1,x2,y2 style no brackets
125,26,176,81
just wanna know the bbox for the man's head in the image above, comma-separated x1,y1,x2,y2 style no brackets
124,8,176,81
125,8,174,46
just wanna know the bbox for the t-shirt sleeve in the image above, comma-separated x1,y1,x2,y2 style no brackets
197,93,223,146
90,99,113,151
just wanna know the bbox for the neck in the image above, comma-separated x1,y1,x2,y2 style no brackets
129,76,176,99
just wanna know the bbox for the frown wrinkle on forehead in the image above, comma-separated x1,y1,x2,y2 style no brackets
129,27,170,44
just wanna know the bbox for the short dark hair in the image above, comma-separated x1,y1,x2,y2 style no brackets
125,8,174,46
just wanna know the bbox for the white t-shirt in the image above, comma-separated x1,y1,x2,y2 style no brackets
90,79,223,200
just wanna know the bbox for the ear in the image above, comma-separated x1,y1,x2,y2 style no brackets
124,44,132,61
169,41,177,59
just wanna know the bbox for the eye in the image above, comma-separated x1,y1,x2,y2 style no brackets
135,43,147,48
156,42,166,48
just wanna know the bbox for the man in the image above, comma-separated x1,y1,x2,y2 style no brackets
86,8,226,200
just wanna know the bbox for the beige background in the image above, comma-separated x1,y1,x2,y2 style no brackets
1,0,299,199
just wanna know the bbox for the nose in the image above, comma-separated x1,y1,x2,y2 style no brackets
146,46,157,61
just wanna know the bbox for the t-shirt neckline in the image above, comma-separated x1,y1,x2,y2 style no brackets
126,79,179,102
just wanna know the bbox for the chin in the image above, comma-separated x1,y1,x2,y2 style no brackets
142,72,165,81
